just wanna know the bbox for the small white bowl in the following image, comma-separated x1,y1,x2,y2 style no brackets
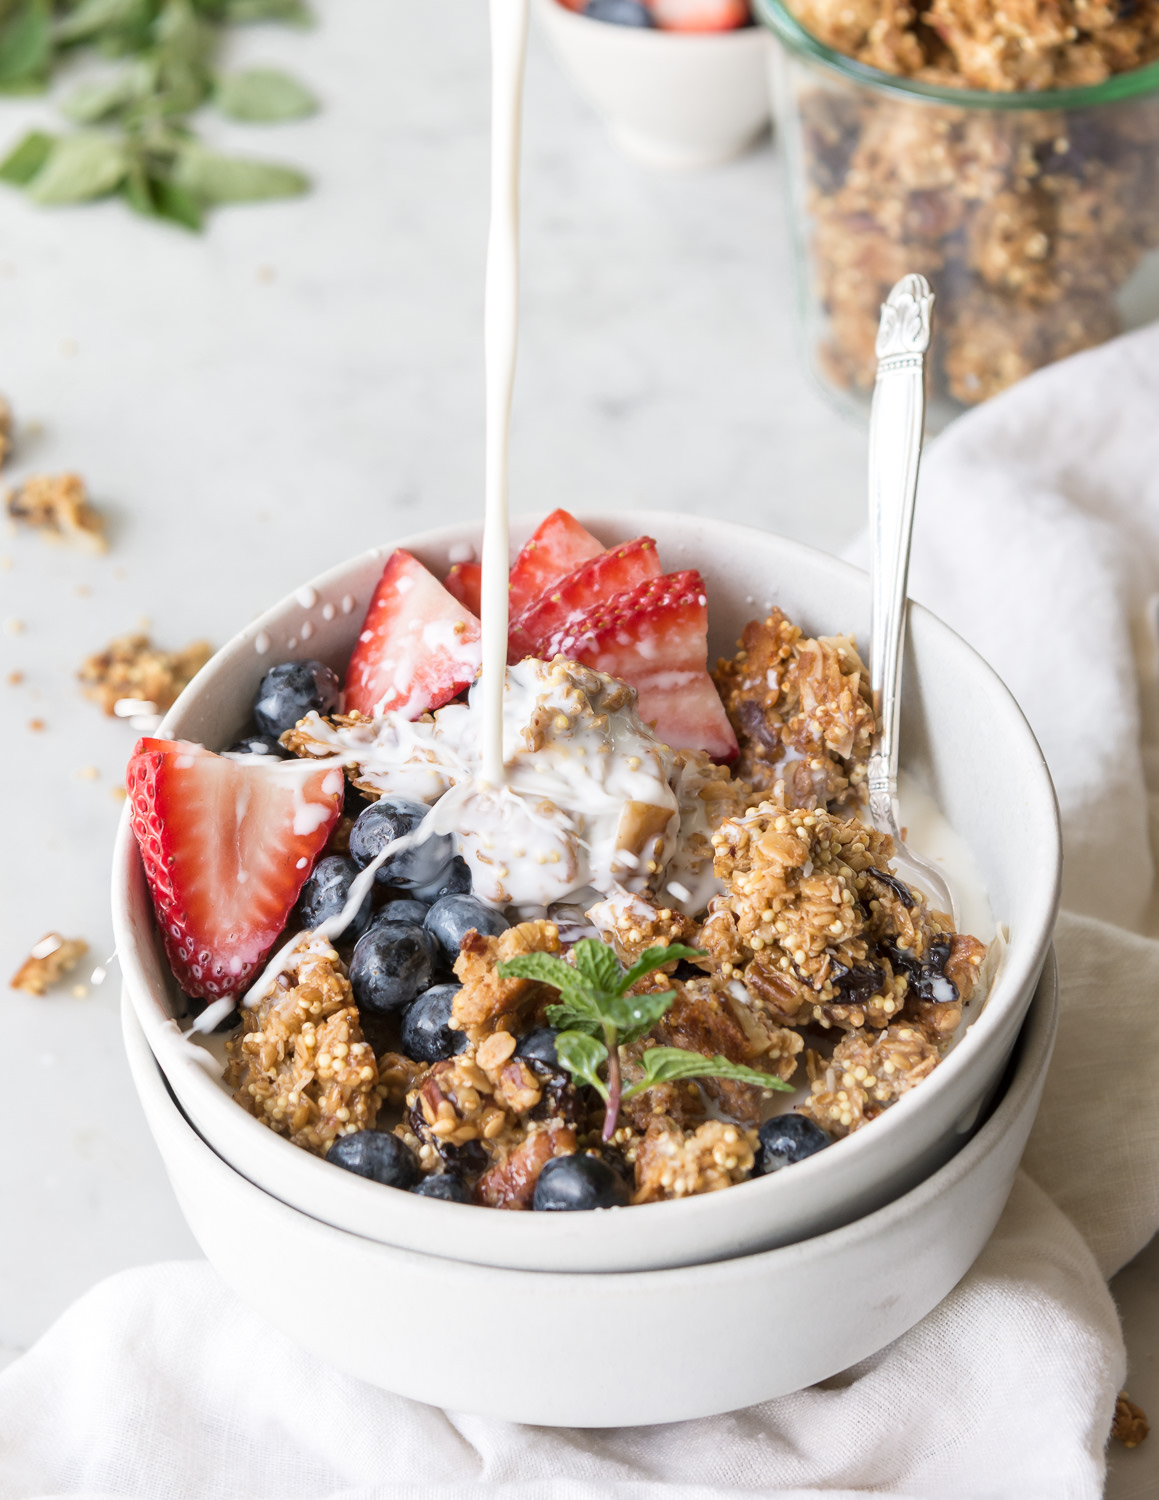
123,956,1057,1426
113,512,1062,1274
533,0,773,169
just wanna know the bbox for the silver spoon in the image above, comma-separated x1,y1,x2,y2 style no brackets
865,273,958,926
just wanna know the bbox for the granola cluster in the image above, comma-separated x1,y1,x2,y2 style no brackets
6,473,107,552
226,940,381,1154
789,0,1159,90
10,932,88,995
79,632,212,716
785,0,1159,405
713,608,874,807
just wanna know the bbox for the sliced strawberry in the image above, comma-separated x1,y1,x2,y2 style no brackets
346,549,482,719
651,0,750,28
507,509,604,620
507,536,663,661
543,570,738,761
444,560,482,617
127,739,345,999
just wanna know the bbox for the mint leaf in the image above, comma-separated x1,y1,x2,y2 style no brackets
570,938,622,999
152,175,201,229
171,144,307,203
603,987,676,1045
620,944,706,994
555,1031,609,1101
0,128,55,184
216,67,316,121
0,0,51,90
224,0,311,20
54,0,144,45
63,68,145,123
497,951,591,997
29,132,128,202
623,1048,795,1098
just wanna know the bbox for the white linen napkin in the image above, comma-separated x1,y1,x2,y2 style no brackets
4,324,1159,1500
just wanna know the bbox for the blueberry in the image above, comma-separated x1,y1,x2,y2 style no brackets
400,983,469,1063
252,660,340,739
754,1114,829,1175
328,1130,419,1188
348,798,454,890
424,893,509,964
224,733,286,758
411,855,472,902
515,1027,561,1070
532,1154,631,1211
295,855,373,938
584,0,653,24
183,993,241,1033
376,898,431,927
349,921,436,1014
413,1174,473,1203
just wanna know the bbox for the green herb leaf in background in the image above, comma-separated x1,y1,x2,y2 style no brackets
216,66,314,120
0,0,52,93
29,129,127,200
0,127,55,182
0,0,316,228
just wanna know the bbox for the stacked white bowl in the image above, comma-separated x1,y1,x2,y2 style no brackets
115,514,1061,1426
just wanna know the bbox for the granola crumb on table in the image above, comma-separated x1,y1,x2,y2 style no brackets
1112,1391,1150,1448
78,632,212,716
6,473,107,552
10,933,88,995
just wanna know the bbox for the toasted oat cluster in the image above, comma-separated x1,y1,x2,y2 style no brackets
6,473,107,552
79,632,212,716
788,0,1159,405
226,940,381,1154
10,933,88,995
713,608,874,808
788,0,1159,90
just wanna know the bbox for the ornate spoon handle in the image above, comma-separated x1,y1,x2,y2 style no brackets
866,273,934,830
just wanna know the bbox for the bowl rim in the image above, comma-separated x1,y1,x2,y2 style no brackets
112,511,1062,1266
125,943,1059,1284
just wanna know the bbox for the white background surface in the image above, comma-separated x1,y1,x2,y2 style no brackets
0,1,1153,1492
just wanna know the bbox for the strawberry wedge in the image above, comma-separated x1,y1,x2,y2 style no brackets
651,0,750,28
543,571,738,761
346,549,482,719
507,509,603,620
444,560,482,617
508,536,662,661
126,739,345,999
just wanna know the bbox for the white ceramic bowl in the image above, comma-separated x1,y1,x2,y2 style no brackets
123,954,1057,1426
534,0,773,170
113,512,1062,1273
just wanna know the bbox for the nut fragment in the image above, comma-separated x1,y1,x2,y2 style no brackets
10,933,88,995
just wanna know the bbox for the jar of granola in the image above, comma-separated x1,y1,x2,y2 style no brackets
755,0,1159,422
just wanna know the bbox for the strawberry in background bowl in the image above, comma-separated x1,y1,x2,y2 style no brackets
533,0,772,170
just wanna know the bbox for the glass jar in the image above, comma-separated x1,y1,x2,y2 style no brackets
755,0,1159,424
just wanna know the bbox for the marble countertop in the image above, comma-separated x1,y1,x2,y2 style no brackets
0,1,1153,1492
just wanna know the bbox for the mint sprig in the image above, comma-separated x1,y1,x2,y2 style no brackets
498,939,792,1141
